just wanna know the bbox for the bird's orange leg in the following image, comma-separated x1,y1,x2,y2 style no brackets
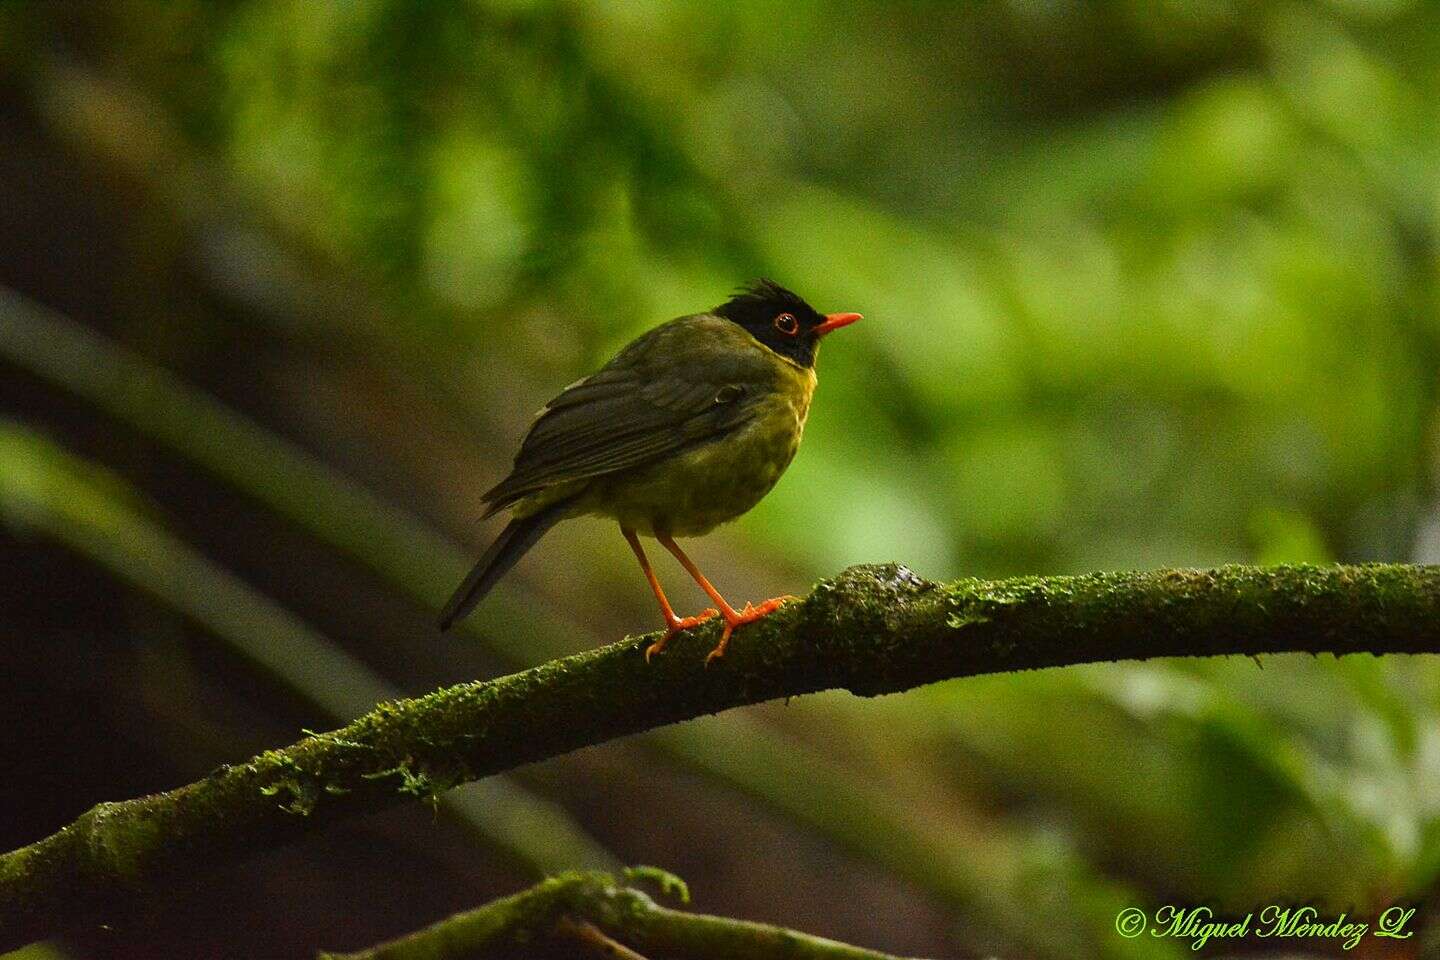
622,527,718,661
658,534,798,665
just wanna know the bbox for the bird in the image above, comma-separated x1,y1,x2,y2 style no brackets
438,280,862,664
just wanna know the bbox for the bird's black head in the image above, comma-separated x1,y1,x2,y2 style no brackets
713,279,861,368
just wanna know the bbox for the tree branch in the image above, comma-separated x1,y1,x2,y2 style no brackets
320,867,917,960
3,562,1437,949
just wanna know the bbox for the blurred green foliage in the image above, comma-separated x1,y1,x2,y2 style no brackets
91,0,1436,577
4,0,1440,956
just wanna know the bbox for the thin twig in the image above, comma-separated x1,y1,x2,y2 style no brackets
321,870,921,960
556,916,652,959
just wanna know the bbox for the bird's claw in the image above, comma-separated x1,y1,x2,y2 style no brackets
703,595,800,666
644,608,720,661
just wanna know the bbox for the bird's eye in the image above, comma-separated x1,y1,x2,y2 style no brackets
773,313,799,336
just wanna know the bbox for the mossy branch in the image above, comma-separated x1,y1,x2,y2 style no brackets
3,562,1439,949
320,866,916,960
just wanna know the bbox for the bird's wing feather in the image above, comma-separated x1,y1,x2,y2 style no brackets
481,316,768,513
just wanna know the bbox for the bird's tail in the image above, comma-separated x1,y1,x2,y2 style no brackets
438,499,571,632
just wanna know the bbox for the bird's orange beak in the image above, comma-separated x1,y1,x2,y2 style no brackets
814,312,862,338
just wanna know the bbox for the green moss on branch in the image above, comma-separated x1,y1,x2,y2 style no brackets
320,867,914,960
3,562,1438,949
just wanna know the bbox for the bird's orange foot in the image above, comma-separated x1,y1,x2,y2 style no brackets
644,608,720,662
705,595,800,666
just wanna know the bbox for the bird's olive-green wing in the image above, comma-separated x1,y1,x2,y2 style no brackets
481,316,766,514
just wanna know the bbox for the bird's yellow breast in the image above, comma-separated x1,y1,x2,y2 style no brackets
586,352,816,537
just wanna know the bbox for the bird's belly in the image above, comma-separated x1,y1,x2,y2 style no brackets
590,401,806,537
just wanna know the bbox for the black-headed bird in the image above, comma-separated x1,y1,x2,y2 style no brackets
439,280,861,663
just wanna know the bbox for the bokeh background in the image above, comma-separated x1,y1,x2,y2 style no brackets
3,1,1440,957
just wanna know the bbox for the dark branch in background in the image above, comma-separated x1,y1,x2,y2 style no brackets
2,562,1438,950
320,867,918,960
